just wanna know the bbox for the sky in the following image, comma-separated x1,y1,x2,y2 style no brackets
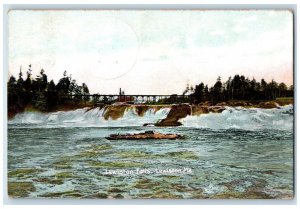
9,10,293,94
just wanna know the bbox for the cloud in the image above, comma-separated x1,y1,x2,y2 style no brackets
8,10,293,94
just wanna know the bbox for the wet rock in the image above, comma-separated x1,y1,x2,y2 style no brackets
258,101,278,108
155,120,182,126
191,106,209,116
274,98,293,106
155,104,191,126
143,123,154,126
135,105,151,116
103,105,128,120
106,131,183,140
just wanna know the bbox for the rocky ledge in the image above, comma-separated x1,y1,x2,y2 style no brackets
106,131,183,140
154,104,226,127
153,100,292,127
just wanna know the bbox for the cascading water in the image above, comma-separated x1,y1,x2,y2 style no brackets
9,105,293,130
181,104,293,130
7,104,294,198
8,106,171,128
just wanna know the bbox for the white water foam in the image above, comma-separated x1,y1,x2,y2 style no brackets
8,107,171,128
180,105,293,130
8,105,293,130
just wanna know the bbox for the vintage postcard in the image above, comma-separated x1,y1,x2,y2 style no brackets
7,10,294,199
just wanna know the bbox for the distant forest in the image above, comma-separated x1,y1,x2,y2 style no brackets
8,65,294,116
187,75,293,104
8,65,90,116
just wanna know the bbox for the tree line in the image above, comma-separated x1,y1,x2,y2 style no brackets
7,65,294,116
187,75,293,104
8,65,90,116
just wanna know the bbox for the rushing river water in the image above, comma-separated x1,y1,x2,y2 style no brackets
7,105,294,199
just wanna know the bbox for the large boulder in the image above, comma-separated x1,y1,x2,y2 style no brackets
155,104,191,127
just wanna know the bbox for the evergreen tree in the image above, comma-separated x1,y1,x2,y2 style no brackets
82,83,90,102
7,67,91,115
192,82,204,103
212,76,222,104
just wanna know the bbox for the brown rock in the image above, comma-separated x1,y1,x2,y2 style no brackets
106,131,183,140
191,106,209,116
202,101,212,106
103,105,128,120
208,106,226,113
216,102,227,106
258,101,278,108
155,104,191,126
134,105,150,116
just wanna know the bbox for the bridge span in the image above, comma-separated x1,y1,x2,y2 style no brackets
64,94,191,104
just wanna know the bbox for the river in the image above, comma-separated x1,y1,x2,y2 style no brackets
7,105,294,199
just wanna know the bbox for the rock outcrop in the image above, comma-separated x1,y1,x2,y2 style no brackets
191,106,209,116
155,104,191,126
257,101,279,109
103,105,128,120
106,131,183,140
